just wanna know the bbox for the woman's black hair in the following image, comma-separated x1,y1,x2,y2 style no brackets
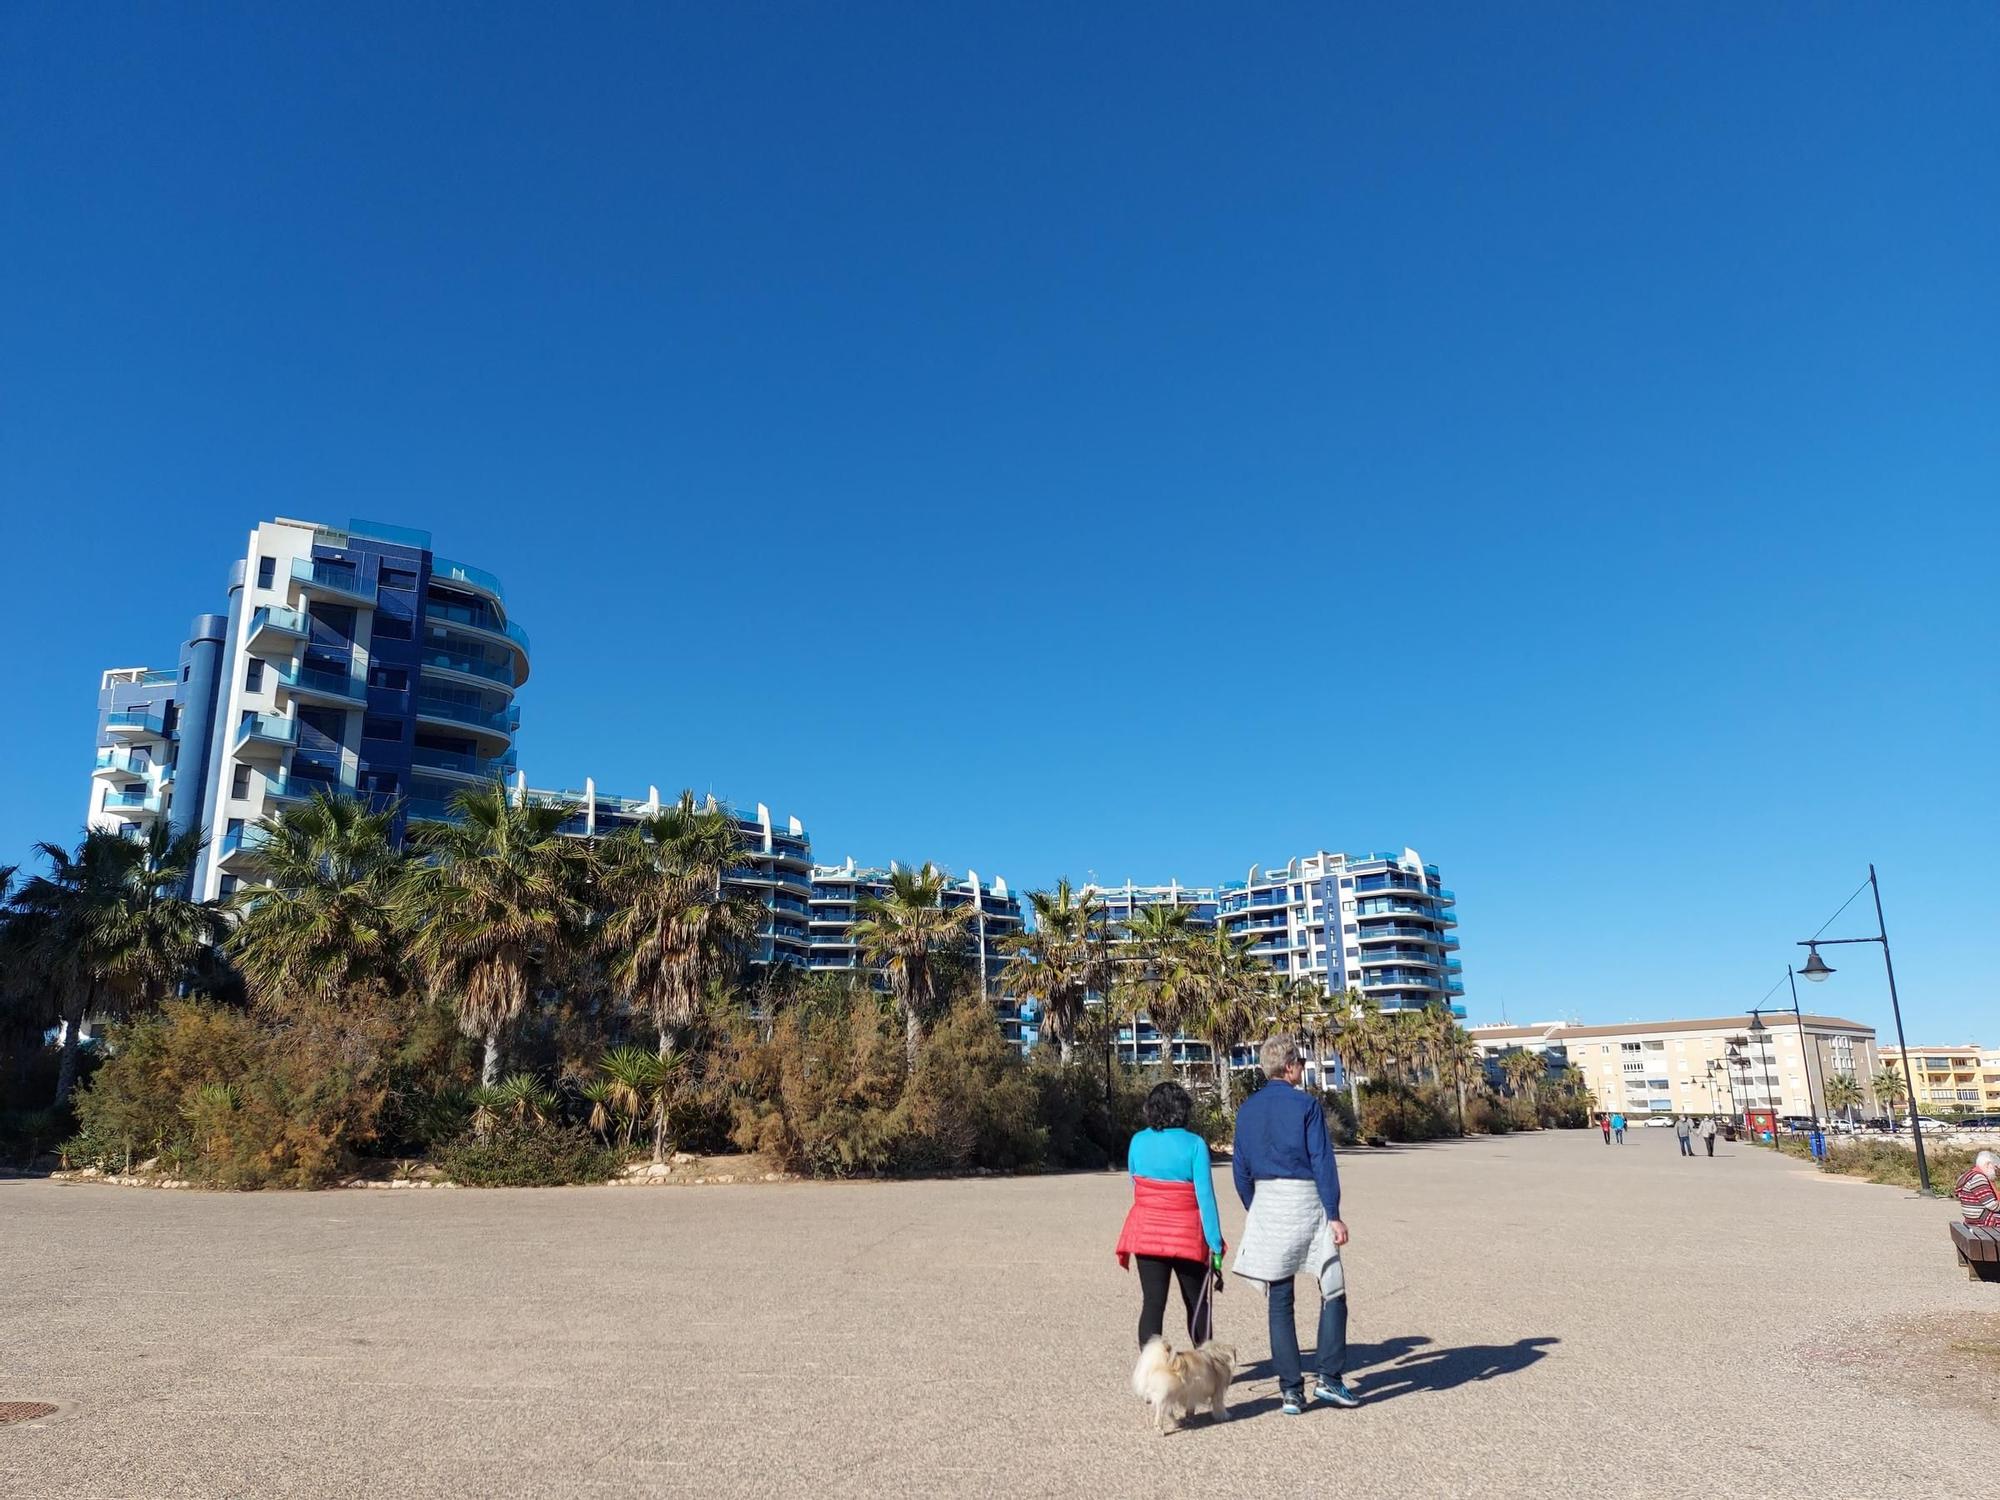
1144,1080,1193,1131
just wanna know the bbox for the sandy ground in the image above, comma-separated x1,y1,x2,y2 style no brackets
2,1128,1991,1499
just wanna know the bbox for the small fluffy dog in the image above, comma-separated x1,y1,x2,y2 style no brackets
1131,1337,1236,1433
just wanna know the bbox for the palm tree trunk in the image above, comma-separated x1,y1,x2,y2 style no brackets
904,1003,923,1073
481,1030,502,1088
52,986,93,1107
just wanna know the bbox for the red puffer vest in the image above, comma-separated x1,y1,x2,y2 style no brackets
1115,1177,1210,1266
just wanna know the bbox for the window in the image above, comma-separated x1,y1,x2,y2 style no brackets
381,566,418,590
371,613,413,641
367,666,408,691
182,665,190,682
256,556,275,589
362,715,404,743
218,875,240,896
231,765,250,798
245,659,264,691
1621,1042,1643,1054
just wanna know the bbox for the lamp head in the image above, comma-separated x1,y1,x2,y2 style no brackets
1801,945,1835,982
1746,1009,1770,1040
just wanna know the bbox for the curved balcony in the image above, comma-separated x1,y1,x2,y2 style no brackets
217,825,273,869
292,558,375,606
104,710,168,739
431,556,506,606
409,745,517,783
413,696,519,750
276,663,367,707
101,788,163,820
1356,947,1442,968
94,749,162,781
233,714,298,758
247,606,308,654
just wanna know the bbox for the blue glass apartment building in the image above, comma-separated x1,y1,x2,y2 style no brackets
88,517,530,902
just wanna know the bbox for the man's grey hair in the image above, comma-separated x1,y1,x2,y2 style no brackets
1260,1036,1302,1079
1978,1150,1999,1172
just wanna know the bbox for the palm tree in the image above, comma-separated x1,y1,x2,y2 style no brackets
13,826,221,1105
1119,904,1196,1072
1501,1049,1544,1108
596,790,761,1130
225,792,405,1006
400,783,590,1087
998,879,1110,1066
1870,1065,1908,1119
1824,1071,1864,1127
1329,987,1380,1124
1181,927,1265,1115
851,864,972,1070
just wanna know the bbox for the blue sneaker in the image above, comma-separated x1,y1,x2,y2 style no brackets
1280,1389,1305,1416
1314,1380,1361,1409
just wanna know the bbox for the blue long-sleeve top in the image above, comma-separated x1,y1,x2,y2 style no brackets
1231,1079,1342,1220
1127,1127,1224,1253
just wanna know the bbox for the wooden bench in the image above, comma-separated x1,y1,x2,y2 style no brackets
1950,1221,2000,1282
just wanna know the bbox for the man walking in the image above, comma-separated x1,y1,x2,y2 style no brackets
1600,1113,1612,1145
1674,1116,1694,1157
1232,1037,1357,1417
1701,1116,1717,1157
1610,1111,1626,1144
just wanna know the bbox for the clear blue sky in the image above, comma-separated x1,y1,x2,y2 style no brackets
3,4,1994,1042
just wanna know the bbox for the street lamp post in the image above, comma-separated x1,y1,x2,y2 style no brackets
1796,864,1928,1193
1784,964,1824,1127
1747,1012,1779,1140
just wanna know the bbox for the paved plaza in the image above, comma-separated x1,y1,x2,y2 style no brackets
3,1128,1990,1498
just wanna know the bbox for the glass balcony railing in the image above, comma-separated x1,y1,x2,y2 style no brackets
102,789,161,813
293,558,374,599
234,713,297,749
218,826,272,860
248,605,308,639
105,710,168,736
431,556,506,603
94,749,164,778
409,745,516,779
1356,925,1442,942
423,599,531,657
417,650,513,686
1357,948,1441,966
278,663,366,700
413,697,519,734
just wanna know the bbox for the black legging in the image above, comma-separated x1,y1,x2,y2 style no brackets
1136,1255,1212,1347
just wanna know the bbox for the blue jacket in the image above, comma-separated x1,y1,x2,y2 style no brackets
1126,1127,1224,1252
1231,1079,1341,1220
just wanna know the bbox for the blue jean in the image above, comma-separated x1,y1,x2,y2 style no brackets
1678,1135,1693,1156
1267,1276,1347,1393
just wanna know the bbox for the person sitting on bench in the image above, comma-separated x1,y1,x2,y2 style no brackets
1956,1151,2000,1229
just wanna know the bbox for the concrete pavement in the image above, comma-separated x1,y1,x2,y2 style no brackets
1,1128,1988,1498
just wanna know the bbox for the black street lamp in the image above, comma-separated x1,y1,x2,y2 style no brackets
1747,1011,1778,1139
1783,964,1824,1128
1796,863,1928,1193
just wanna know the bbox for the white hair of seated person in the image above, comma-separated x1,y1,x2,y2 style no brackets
1978,1150,1999,1175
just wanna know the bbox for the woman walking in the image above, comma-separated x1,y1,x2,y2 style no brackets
1116,1082,1225,1347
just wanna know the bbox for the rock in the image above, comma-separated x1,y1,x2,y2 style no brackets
715,1174,734,1184
79,1166,102,1178
136,1156,160,1174
670,1151,698,1165
646,1163,673,1178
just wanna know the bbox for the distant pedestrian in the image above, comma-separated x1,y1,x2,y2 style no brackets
1116,1082,1225,1349
1701,1116,1717,1157
1955,1151,2000,1229
1610,1112,1626,1144
1232,1038,1358,1416
1674,1116,1694,1157
1600,1114,1612,1145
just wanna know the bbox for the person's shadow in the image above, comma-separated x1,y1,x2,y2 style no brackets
1228,1334,1558,1417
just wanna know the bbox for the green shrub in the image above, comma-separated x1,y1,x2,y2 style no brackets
898,1001,1048,1173
433,1120,622,1187
1318,1087,1360,1147
1358,1079,1459,1142
0,1106,72,1168
68,994,412,1189
1465,1094,1513,1135
1814,1137,1981,1190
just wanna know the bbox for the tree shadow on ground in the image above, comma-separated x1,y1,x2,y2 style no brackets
1228,1334,1559,1417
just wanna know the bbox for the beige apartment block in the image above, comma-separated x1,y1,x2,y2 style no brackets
1876,1044,2000,1114
1469,1014,1880,1121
